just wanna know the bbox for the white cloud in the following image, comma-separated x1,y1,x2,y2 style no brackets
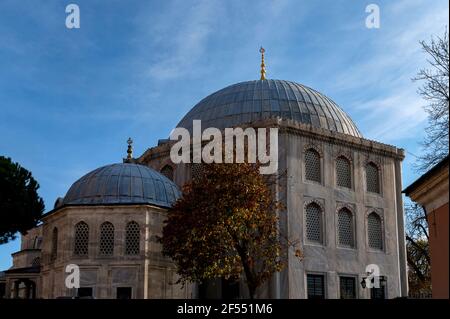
141,0,223,80
331,0,448,143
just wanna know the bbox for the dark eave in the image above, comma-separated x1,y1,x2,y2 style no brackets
403,155,449,195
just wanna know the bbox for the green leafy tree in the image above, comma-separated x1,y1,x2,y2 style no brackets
0,156,45,244
160,162,288,299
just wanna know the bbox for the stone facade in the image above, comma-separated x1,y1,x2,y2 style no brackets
2,205,190,299
1,77,409,299
137,118,408,299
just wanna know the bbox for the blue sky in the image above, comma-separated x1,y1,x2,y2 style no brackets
0,0,448,269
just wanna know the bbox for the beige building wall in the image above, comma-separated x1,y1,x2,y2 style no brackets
138,119,408,299
37,205,190,299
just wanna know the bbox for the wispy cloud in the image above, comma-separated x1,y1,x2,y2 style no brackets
135,0,223,80
328,0,449,143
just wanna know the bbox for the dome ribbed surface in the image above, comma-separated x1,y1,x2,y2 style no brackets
177,79,361,137
63,163,180,208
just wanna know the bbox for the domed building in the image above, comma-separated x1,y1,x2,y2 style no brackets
1,51,408,299
2,162,190,299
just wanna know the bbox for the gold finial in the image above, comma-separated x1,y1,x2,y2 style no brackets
126,137,133,160
259,47,266,80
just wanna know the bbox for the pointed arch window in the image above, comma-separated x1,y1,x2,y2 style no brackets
161,165,174,181
99,222,114,256
51,227,58,260
368,212,383,250
366,162,380,193
305,202,323,244
305,149,321,183
336,156,351,188
337,208,355,248
74,221,89,256
125,221,140,255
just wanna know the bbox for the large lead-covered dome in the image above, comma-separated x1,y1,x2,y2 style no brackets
177,79,362,137
62,163,180,208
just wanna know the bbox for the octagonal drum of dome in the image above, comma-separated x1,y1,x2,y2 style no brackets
176,79,362,138
62,163,180,208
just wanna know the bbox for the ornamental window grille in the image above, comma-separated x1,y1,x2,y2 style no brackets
339,276,356,299
74,221,89,256
161,165,174,181
338,208,355,248
31,257,41,267
371,277,387,299
191,163,203,180
51,227,58,260
336,156,351,188
305,203,323,244
99,222,114,256
305,149,321,183
368,213,383,250
366,162,380,193
307,274,325,299
125,221,140,255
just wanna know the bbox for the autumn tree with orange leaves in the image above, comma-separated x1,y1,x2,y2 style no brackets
160,162,285,299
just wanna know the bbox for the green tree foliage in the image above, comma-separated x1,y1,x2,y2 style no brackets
0,156,45,244
160,163,285,299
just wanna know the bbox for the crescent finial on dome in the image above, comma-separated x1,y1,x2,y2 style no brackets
126,137,133,162
259,47,266,80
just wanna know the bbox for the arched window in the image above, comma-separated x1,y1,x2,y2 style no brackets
99,222,114,256
305,149,321,183
338,208,354,248
125,221,140,255
33,236,39,249
51,227,58,260
161,165,174,181
74,221,89,256
366,162,380,193
336,156,351,188
305,203,323,244
31,257,41,267
368,213,383,250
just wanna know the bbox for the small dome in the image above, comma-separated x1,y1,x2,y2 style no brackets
176,79,362,137
63,163,180,208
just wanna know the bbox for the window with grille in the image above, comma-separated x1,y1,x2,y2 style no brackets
125,221,140,255
305,149,321,183
307,274,325,299
191,163,203,180
99,222,114,256
161,165,174,181
366,162,380,193
31,257,41,267
368,213,383,250
336,156,351,188
338,208,354,248
370,277,386,299
51,227,58,261
33,236,41,249
339,276,356,299
74,221,89,256
305,203,323,244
